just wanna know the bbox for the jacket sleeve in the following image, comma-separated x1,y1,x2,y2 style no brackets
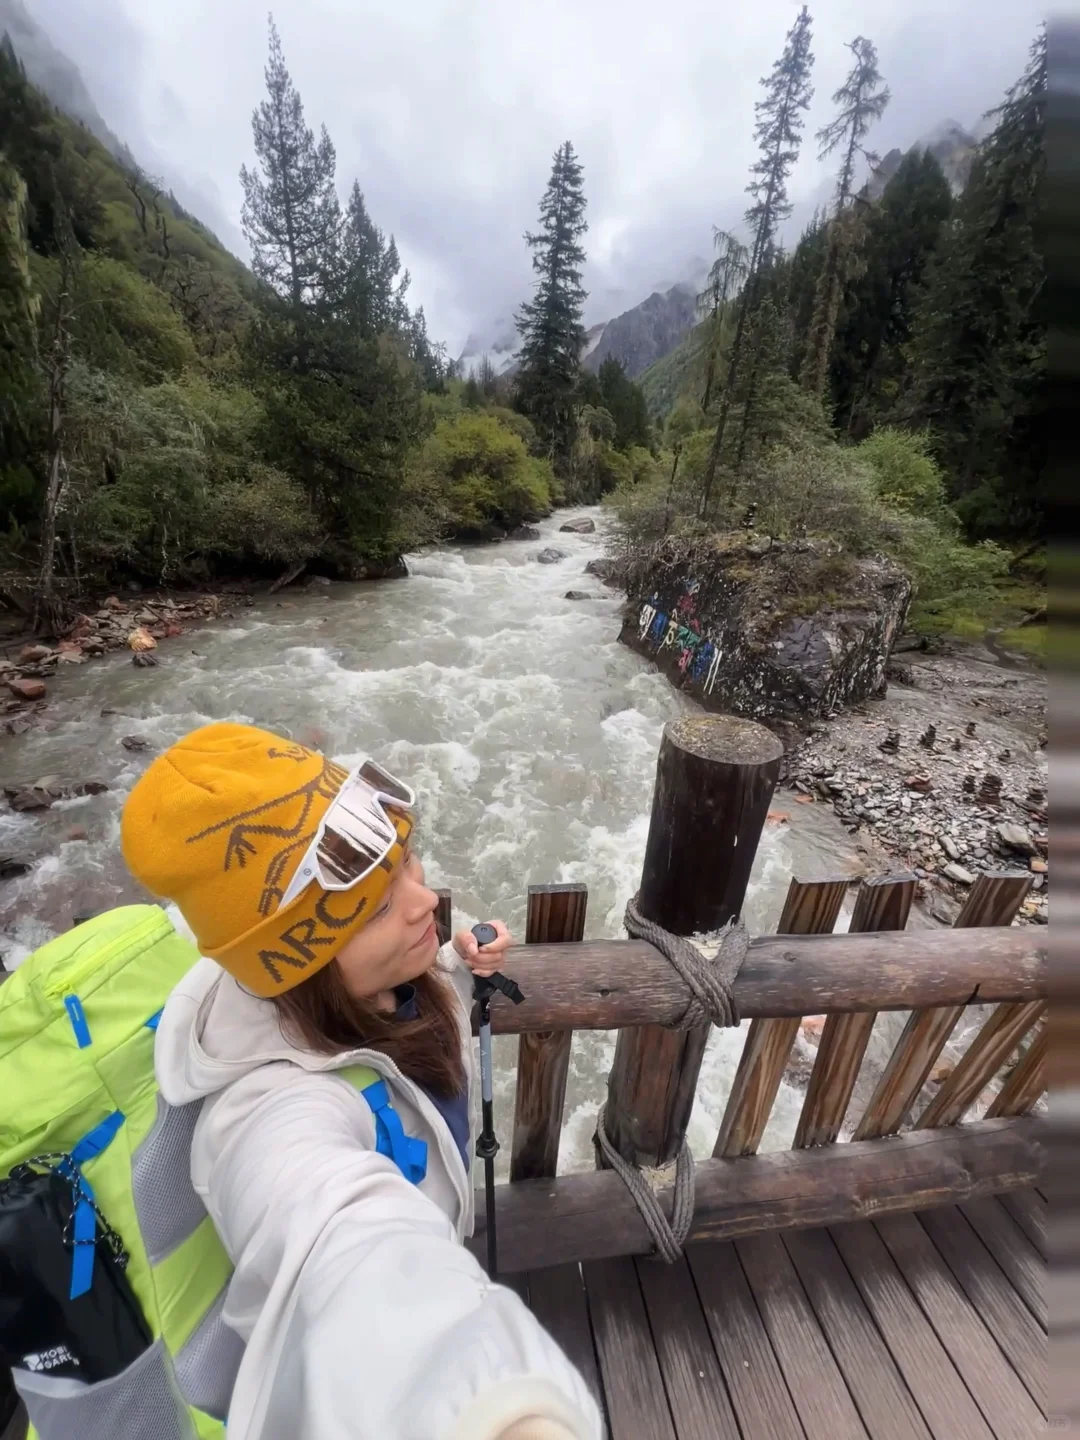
195,1064,602,1440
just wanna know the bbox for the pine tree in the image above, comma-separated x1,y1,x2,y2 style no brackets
908,31,1045,535
240,17,341,312
515,141,588,476
785,210,827,379
699,6,814,514
337,184,394,333
697,229,748,413
832,149,952,434
799,36,890,401
240,20,422,560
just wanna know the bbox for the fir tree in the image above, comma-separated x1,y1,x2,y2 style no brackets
598,356,651,451
240,17,341,312
241,21,422,558
700,6,814,514
515,141,588,476
785,210,827,380
909,31,1045,535
832,149,952,434
799,36,890,401
697,228,748,413
336,183,403,335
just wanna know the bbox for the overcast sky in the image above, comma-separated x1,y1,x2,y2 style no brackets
29,0,1042,355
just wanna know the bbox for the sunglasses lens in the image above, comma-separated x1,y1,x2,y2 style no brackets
358,759,413,805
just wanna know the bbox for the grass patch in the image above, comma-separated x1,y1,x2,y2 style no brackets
908,566,1046,665
996,624,1047,661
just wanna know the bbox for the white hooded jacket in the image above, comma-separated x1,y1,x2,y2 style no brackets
154,943,603,1440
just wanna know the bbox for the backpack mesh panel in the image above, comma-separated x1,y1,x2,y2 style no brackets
131,1096,207,1265
14,1339,194,1440
173,1287,243,1422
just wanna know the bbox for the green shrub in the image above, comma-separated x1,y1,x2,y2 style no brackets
72,256,197,382
406,411,553,537
853,428,950,521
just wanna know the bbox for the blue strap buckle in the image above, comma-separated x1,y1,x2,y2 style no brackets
362,1079,427,1185
56,1110,126,1299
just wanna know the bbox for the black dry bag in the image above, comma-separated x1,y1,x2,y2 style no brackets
0,1163,150,1384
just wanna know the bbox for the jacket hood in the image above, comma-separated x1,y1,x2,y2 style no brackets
155,944,476,1107
154,957,317,1106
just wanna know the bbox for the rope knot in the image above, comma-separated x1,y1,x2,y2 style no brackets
623,892,748,1030
593,896,750,1262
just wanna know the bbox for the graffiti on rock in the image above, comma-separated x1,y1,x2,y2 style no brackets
638,581,723,696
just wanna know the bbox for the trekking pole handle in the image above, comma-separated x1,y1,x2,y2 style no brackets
470,925,526,1007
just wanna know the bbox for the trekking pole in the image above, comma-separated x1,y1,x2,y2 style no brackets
470,924,524,1279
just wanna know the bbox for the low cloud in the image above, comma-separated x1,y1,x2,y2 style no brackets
27,0,1042,351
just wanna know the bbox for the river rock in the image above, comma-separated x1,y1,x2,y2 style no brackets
996,821,1038,857
508,525,541,541
0,855,32,881
535,548,566,565
306,575,332,587
560,518,596,534
943,862,976,885
19,644,52,663
6,788,53,812
132,651,159,668
939,835,962,862
564,590,595,601
620,535,911,725
121,735,154,752
7,677,46,702
127,626,157,652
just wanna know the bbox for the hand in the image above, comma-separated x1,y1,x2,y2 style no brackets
453,920,513,978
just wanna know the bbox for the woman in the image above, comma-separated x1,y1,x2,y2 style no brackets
122,721,601,1440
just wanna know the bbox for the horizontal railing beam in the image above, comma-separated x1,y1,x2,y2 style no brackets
469,1117,1043,1274
479,928,1044,1035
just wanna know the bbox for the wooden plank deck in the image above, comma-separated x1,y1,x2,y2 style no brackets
517,1191,1047,1440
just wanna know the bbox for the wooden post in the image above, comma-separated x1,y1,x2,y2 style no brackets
510,884,588,1181
602,714,783,1170
714,876,849,1159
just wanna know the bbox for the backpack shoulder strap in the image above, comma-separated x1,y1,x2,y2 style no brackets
338,1064,427,1185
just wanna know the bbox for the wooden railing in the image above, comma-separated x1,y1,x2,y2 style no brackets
446,714,1046,1276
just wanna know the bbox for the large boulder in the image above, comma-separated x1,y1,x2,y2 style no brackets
535,548,567,565
620,535,911,727
559,517,596,534
508,524,541,541
585,557,625,588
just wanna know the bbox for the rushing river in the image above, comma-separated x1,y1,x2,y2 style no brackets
0,508,876,1172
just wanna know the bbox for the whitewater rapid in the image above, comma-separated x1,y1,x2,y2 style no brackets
0,508,870,1172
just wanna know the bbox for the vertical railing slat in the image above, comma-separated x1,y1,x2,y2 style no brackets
793,874,916,1149
510,884,588,1181
916,1000,1045,1128
713,876,849,1159
986,1024,1047,1118
853,872,1032,1141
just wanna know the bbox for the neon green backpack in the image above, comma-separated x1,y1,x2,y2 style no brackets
0,906,413,1440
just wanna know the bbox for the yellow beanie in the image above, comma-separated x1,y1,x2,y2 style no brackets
121,722,412,997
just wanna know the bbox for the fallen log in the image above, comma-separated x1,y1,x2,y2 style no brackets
469,1117,1042,1274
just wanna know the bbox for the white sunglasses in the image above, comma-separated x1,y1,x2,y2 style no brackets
279,758,415,910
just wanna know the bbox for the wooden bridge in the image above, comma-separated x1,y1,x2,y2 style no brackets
445,714,1047,1438
0,714,1048,1440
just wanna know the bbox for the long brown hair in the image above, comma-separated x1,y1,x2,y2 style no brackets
271,962,466,1098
